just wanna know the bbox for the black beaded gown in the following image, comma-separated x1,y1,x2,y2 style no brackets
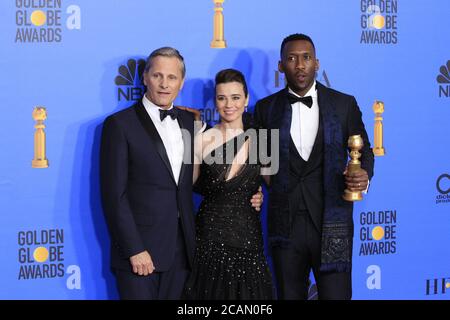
184,131,274,300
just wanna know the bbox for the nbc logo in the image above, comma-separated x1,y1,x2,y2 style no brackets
115,59,145,102
437,60,450,98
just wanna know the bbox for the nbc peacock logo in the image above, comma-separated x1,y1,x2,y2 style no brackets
437,60,450,98
115,59,146,102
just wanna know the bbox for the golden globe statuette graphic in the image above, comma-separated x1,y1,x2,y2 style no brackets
211,0,226,48
343,135,364,202
373,101,385,156
32,107,49,168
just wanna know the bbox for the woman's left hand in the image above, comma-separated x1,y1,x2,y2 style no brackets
250,186,264,212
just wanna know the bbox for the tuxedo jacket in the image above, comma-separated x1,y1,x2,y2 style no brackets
254,82,374,242
100,100,195,272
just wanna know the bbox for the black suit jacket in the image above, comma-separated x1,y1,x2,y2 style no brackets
254,82,374,242
100,101,196,272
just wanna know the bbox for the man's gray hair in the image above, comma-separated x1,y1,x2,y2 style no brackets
144,47,186,78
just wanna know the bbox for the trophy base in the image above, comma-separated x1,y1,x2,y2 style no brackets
373,147,385,156
210,40,227,48
343,190,362,202
32,159,49,168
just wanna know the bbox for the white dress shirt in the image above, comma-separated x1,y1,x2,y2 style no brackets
289,81,319,161
142,95,184,185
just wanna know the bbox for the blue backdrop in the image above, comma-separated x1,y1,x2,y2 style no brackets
1,0,449,299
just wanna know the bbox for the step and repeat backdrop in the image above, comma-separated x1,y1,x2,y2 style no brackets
0,0,449,299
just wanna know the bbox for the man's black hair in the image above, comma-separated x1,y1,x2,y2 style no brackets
280,33,316,58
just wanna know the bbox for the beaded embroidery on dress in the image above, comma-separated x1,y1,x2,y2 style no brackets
183,131,274,300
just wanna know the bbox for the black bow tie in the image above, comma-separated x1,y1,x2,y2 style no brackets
287,93,313,108
159,108,178,121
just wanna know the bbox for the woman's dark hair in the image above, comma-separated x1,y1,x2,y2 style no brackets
214,68,255,130
214,68,248,97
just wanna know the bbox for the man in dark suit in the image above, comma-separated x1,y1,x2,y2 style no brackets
100,47,194,300
254,34,374,300
101,47,263,299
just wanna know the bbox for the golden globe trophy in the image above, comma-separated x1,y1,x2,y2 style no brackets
32,106,49,168
343,135,363,201
373,100,385,156
210,0,226,48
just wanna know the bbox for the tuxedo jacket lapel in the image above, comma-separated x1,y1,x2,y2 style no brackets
289,135,302,160
316,81,346,192
272,88,293,147
317,82,333,124
134,101,176,184
176,110,192,186
269,88,292,193
317,81,341,152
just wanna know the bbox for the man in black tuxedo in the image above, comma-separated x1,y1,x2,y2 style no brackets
101,47,263,299
254,34,374,300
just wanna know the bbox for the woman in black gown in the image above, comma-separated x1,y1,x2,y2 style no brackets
184,69,274,300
